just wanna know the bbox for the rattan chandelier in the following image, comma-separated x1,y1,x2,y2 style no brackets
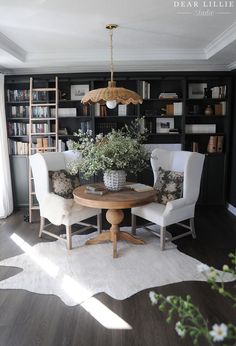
81,24,143,109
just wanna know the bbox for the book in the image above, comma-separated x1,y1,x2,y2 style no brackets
207,136,217,153
217,136,224,153
126,183,154,192
85,185,108,195
43,138,48,152
36,138,43,152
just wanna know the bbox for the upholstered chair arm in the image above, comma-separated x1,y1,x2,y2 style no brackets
164,197,187,214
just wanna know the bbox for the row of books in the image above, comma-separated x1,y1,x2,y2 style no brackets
31,123,50,134
139,81,151,99
51,108,77,117
8,122,29,136
185,124,216,134
163,102,183,116
159,92,178,99
8,139,29,155
215,101,226,115
211,85,227,99
32,106,50,118
7,89,49,102
207,136,224,153
10,105,29,118
7,89,29,102
80,121,92,132
95,122,117,134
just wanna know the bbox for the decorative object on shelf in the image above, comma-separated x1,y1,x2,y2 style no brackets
204,87,212,99
59,90,68,101
207,136,217,153
204,105,213,116
188,83,207,99
71,85,89,100
193,105,201,114
103,170,127,191
217,136,224,152
67,121,149,186
192,142,199,152
81,24,142,108
156,117,174,133
158,92,178,99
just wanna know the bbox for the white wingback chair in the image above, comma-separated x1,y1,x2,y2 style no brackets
29,151,102,250
131,148,205,250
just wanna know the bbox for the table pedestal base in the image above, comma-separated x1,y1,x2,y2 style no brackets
85,209,144,258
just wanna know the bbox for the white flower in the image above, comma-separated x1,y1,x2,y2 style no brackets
208,269,218,279
223,264,229,271
197,263,210,273
209,323,228,342
175,321,186,337
149,291,158,304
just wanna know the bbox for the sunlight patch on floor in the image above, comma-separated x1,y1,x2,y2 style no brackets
10,233,133,330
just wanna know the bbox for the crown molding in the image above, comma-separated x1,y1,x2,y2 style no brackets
0,32,26,62
205,22,236,59
227,61,236,70
25,48,204,64
7,61,228,75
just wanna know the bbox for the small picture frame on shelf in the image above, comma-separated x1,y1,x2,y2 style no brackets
188,83,207,99
118,105,127,116
71,85,89,100
156,117,174,133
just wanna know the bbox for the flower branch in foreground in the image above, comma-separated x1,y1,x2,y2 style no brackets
149,252,236,345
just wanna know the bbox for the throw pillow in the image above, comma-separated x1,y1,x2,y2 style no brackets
49,170,80,199
154,167,184,205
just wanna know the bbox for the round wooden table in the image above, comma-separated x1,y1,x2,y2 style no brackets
73,184,156,258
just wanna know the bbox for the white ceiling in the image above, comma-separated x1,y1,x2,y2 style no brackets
0,0,236,74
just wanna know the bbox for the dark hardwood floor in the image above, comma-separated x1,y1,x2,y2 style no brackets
0,206,235,346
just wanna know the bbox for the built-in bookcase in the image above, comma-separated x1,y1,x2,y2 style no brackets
5,72,232,207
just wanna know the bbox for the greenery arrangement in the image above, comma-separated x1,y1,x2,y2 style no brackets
149,253,236,345
67,117,149,179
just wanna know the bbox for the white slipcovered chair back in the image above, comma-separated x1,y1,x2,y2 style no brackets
29,151,80,205
151,148,204,205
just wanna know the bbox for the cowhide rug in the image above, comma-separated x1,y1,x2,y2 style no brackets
0,226,233,306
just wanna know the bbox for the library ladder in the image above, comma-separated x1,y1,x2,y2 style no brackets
28,76,59,223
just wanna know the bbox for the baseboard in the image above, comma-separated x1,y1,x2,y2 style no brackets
227,203,236,216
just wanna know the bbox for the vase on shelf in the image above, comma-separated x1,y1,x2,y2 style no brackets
103,170,127,191
204,105,213,116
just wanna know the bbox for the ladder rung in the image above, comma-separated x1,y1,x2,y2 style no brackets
31,118,57,121
31,192,36,195
33,88,56,92
30,147,57,151
31,103,57,107
30,132,57,135
31,206,39,210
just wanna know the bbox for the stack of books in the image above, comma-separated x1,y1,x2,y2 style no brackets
159,92,178,99
85,185,108,195
126,183,154,192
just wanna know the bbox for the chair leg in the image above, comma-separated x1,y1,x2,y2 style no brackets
97,213,102,233
39,217,45,238
160,226,166,251
131,214,136,235
66,225,72,250
190,218,196,239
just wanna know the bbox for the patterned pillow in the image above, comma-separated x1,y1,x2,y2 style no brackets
49,170,80,199
154,167,184,205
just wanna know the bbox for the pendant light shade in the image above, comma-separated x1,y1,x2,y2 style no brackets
81,25,143,106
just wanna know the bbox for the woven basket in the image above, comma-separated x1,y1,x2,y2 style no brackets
103,170,127,191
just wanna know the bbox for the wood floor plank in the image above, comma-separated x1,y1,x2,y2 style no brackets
0,207,235,346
